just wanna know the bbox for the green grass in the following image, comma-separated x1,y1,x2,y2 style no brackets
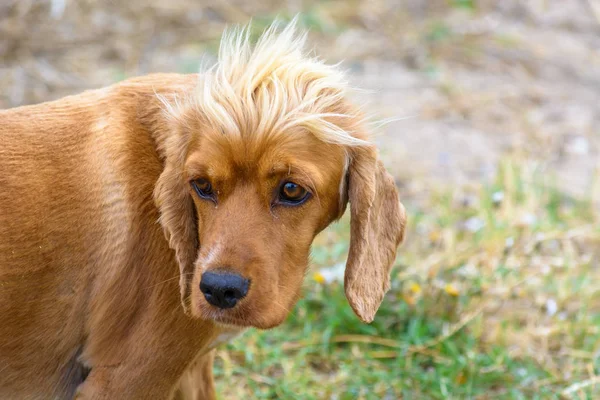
213,158,600,399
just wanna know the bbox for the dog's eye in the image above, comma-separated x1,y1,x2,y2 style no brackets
191,179,214,200
278,181,310,205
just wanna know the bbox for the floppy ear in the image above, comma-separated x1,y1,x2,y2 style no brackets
345,146,407,323
152,123,198,315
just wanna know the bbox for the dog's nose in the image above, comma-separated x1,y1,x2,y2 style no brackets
200,272,249,309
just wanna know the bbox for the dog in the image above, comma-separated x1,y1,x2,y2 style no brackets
0,21,406,399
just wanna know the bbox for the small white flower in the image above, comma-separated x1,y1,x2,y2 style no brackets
565,136,589,155
492,191,504,205
518,213,536,227
541,264,551,275
546,299,558,317
464,217,485,233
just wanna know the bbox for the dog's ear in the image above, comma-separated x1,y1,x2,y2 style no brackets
344,146,406,323
153,130,198,315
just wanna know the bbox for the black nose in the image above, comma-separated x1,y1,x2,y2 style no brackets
200,272,249,309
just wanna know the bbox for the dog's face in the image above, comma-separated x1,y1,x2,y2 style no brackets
184,131,347,328
154,21,406,329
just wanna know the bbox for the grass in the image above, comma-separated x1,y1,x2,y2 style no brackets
214,158,600,399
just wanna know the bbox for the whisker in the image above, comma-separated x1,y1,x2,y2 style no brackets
145,273,195,290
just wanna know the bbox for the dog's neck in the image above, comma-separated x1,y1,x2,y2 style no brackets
80,74,227,367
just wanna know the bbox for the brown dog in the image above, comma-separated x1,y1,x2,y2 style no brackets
0,21,406,399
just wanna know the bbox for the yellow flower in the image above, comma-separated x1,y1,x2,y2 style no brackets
409,282,422,294
429,230,441,242
445,283,460,297
313,272,325,284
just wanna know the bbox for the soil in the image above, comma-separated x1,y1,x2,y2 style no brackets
1,0,598,197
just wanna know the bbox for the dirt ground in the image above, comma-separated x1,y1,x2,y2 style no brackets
1,0,599,198
0,0,597,198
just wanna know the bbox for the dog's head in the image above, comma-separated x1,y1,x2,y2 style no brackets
154,21,406,329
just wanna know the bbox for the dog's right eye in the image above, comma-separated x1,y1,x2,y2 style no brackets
191,179,214,201
277,181,310,206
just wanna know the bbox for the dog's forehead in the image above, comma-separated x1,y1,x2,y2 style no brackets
186,130,346,184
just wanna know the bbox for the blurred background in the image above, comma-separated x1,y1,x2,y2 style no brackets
2,0,600,398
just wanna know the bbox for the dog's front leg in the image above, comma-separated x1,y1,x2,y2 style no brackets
172,349,216,400
74,359,186,400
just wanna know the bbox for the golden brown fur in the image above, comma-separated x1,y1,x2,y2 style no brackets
0,21,405,399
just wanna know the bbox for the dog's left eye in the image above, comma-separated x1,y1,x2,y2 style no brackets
191,179,215,201
278,181,310,205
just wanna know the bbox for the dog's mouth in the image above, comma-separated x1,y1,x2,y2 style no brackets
195,299,286,330
211,314,254,328
202,307,249,326
194,297,253,327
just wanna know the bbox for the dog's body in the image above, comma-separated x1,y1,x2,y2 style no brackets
0,74,224,399
0,23,405,399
